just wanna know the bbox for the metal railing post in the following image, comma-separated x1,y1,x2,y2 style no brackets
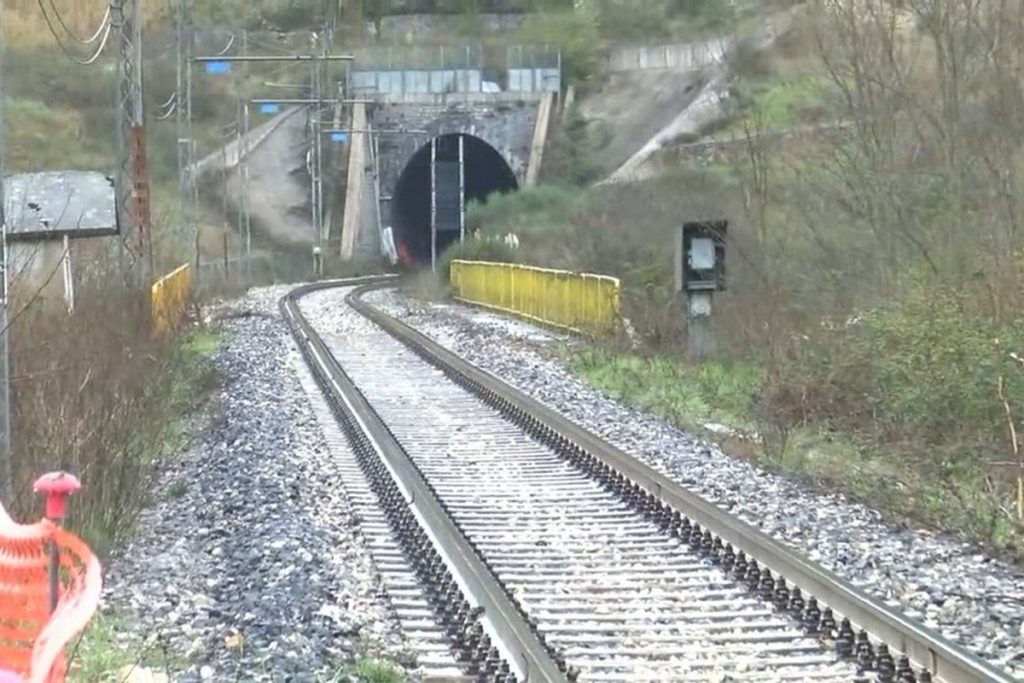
34,472,82,613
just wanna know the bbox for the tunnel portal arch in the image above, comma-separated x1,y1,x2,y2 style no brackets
392,133,518,267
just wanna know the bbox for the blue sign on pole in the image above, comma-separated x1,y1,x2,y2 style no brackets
205,61,231,74
259,103,280,114
330,132,349,143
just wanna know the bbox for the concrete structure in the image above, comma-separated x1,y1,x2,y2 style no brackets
339,91,548,265
4,171,119,309
336,44,561,265
606,38,731,72
198,43,561,266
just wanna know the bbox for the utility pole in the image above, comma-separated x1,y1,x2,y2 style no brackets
241,31,251,280
309,32,325,265
242,102,252,280
233,101,245,281
111,0,151,289
0,0,12,503
221,126,229,280
191,50,352,278
175,0,198,280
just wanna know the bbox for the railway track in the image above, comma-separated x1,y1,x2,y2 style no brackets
281,278,1016,683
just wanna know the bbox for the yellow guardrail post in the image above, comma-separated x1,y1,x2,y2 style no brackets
448,259,621,335
150,264,192,338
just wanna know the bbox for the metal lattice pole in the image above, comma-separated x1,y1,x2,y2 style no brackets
0,0,12,504
175,0,197,277
242,102,252,281
309,32,327,262
111,0,149,287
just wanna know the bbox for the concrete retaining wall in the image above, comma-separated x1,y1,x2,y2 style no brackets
606,38,731,72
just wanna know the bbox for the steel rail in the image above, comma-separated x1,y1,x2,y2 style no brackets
346,280,1017,683
282,278,567,683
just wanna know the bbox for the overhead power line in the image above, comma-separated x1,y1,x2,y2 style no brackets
214,34,236,56
156,93,177,120
36,0,113,65
44,0,111,44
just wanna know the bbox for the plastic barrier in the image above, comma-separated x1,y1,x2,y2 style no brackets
0,473,101,683
449,260,621,335
150,264,192,337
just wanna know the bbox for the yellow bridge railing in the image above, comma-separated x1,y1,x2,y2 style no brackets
151,264,192,337
449,260,621,335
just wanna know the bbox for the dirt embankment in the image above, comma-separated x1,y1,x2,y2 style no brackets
580,68,710,176
222,111,316,247
581,9,799,184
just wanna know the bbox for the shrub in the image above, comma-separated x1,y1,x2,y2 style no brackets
540,109,606,186
466,184,578,239
787,282,1018,436
8,269,219,554
438,234,521,281
514,6,603,89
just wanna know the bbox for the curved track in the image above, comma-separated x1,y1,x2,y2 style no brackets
282,279,1016,683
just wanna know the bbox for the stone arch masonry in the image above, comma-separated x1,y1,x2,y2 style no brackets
340,93,545,261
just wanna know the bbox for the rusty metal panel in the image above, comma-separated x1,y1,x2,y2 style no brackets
129,125,151,235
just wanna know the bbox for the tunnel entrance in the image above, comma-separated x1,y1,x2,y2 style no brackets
393,134,518,267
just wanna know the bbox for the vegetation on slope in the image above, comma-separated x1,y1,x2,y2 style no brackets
467,2,1024,557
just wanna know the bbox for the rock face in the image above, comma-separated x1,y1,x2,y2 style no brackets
366,288,1024,679
101,285,411,682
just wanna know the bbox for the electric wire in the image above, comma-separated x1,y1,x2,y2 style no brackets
155,98,177,120
36,0,113,65
213,34,236,56
44,0,110,44
157,91,176,110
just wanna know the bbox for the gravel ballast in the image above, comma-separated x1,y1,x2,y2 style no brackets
100,285,412,682
364,287,1024,679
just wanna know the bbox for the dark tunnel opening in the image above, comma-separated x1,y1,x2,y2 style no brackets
393,134,518,266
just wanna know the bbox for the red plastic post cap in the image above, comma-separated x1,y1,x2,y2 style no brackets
33,471,82,521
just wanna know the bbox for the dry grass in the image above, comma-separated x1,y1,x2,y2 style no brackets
7,265,218,554
4,0,166,49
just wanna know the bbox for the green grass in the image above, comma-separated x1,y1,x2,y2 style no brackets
152,330,225,459
6,97,113,172
167,479,189,500
322,658,406,683
568,344,1024,558
714,71,835,139
66,613,184,683
572,350,762,432
180,330,224,359
749,74,833,129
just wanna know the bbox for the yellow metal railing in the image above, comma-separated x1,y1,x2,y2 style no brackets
150,264,192,337
449,260,621,335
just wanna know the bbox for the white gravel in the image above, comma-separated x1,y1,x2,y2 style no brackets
100,285,414,682
365,287,1024,680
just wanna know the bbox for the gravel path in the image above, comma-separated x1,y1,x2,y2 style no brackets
365,287,1024,680
100,285,414,682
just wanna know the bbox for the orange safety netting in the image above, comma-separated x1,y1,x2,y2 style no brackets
0,505,101,683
